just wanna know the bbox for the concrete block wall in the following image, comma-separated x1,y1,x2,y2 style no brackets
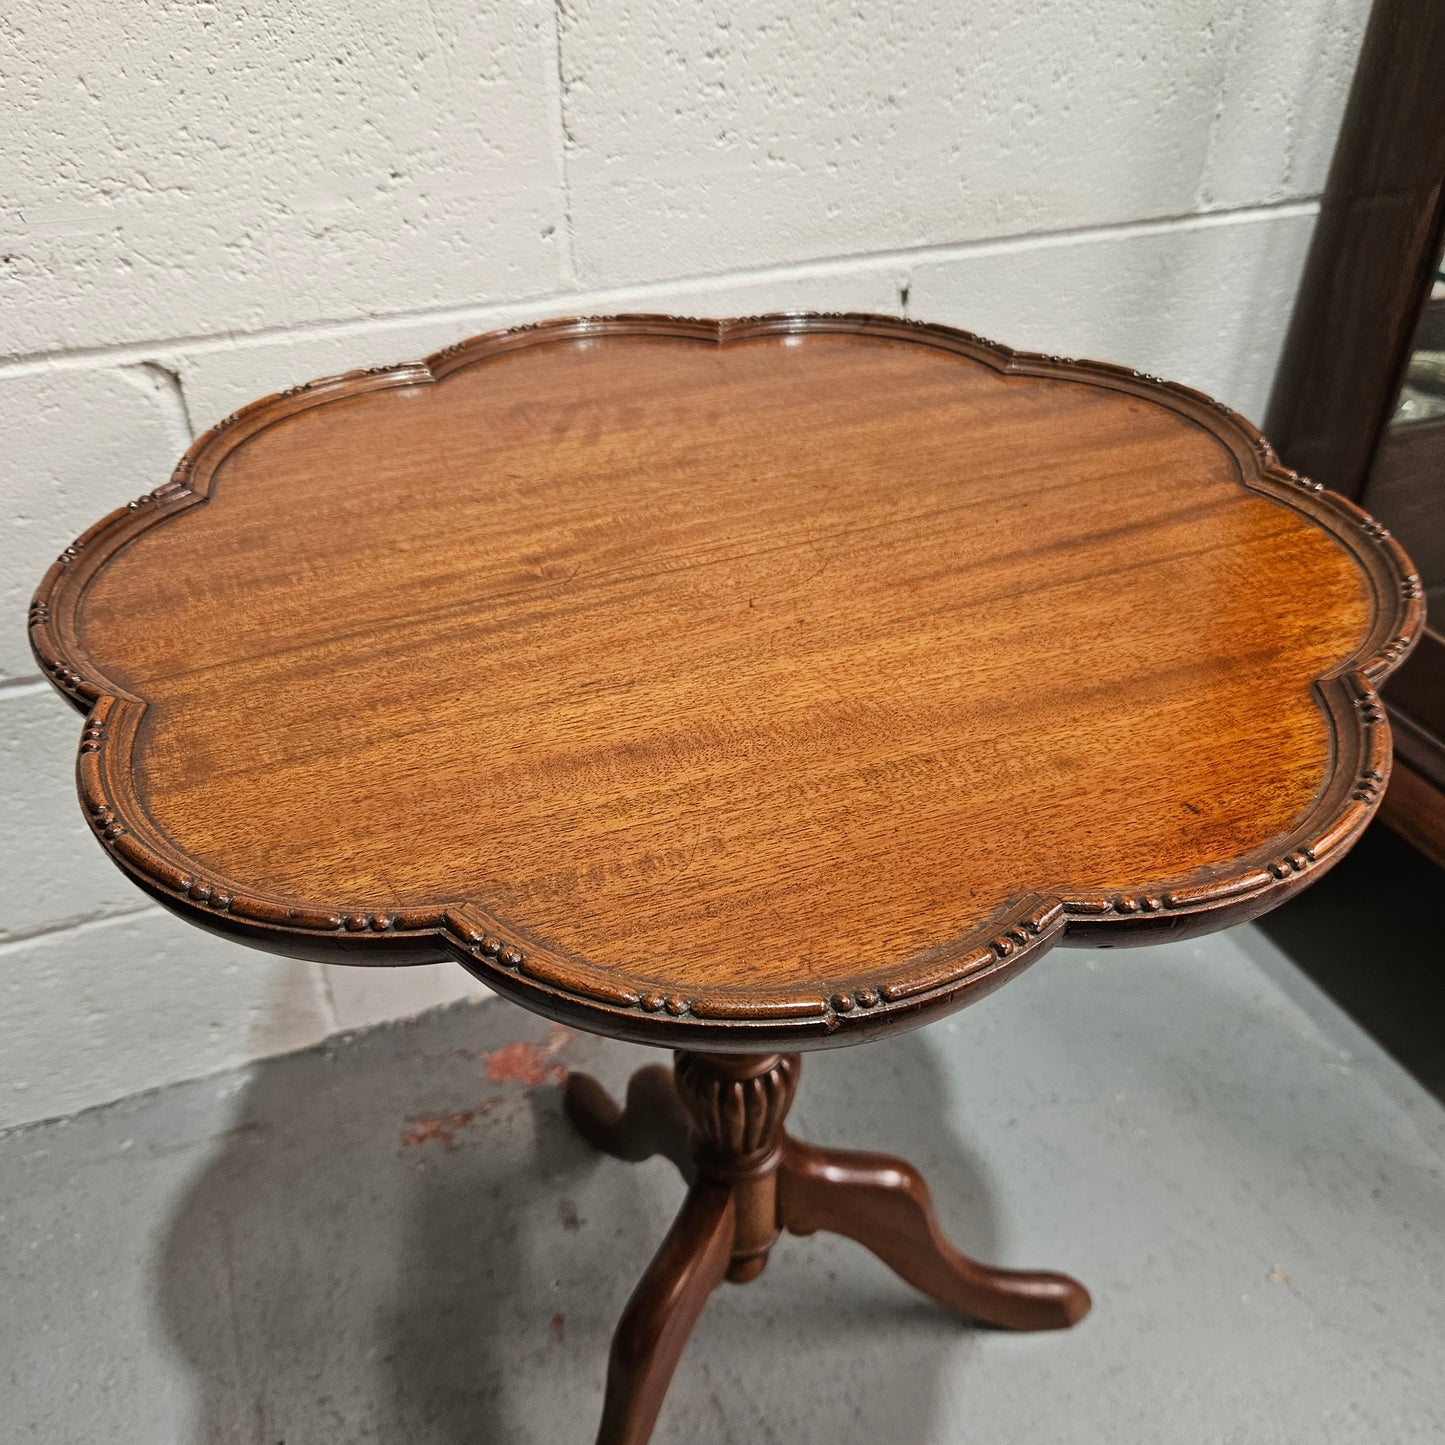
1,0,1368,1129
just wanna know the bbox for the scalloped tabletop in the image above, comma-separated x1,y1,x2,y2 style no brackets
31,314,1423,1048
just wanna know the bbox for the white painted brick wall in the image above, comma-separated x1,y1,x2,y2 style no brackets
0,0,1368,1129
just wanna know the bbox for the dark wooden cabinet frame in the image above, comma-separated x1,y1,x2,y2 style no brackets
1267,0,1445,863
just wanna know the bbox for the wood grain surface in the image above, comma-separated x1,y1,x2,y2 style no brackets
30,314,1424,1048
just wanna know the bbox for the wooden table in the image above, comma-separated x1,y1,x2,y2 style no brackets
31,314,1423,1444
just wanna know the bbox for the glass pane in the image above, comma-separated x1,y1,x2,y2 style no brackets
1392,243,1445,425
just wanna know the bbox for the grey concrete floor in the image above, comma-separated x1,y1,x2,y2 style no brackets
4,838,1445,1443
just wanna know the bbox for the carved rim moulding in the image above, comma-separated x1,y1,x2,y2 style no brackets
30,313,1426,1049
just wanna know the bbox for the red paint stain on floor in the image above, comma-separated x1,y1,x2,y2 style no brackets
550,1312,566,1342
404,1025,576,1148
401,1098,501,1150
485,1022,576,1091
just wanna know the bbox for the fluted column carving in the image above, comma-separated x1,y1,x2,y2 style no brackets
671,1051,801,1280
673,1052,799,1168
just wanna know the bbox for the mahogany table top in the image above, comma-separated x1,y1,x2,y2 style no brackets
31,314,1424,1049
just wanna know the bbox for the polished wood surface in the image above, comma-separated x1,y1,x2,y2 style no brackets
30,314,1422,1047
566,1050,1089,1444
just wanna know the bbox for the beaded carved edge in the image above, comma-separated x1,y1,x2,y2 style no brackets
29,313,1426,1048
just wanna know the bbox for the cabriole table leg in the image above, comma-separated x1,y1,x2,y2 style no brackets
594,1180,734,1445
776,1135,1091,1330
565,1049,1089,1444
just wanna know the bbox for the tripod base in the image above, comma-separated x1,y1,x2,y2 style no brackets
565,1052,1089,1445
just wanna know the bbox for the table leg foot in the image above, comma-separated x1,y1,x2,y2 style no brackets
777,1135,1091,1331
595,1181,735,1445
564,1065,696,1181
